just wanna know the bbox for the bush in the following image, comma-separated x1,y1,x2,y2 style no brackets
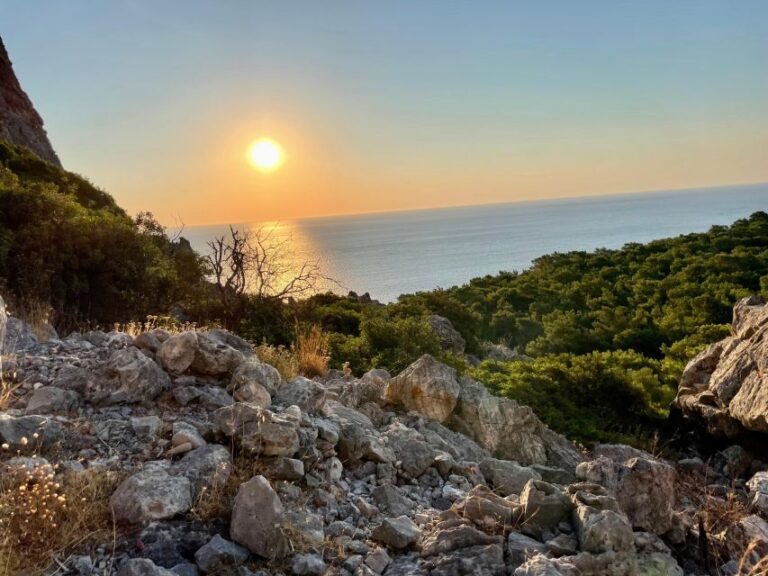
472,350,671,444
0,141,206,330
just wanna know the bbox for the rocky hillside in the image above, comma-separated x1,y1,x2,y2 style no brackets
0,37,60,166
5,305,768,575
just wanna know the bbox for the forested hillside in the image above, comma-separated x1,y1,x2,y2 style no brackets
285,212,768,443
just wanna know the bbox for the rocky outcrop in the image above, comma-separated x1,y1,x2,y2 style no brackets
1,321,695,575
0,37,61,165
428,314,466,354
675,296,768,437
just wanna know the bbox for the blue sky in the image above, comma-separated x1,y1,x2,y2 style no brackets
4,1,768,224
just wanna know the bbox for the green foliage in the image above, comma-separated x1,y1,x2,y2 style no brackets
329,315,442,375
472,351,670,444
0,141,206,328
279,213,768,444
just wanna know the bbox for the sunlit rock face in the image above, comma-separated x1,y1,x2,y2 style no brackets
0,37,61,166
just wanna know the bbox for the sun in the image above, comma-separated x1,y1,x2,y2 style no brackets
247,138,283,172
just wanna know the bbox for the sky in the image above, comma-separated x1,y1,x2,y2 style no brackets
4,1,768,226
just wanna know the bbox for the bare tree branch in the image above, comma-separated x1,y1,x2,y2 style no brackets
204,224,338,328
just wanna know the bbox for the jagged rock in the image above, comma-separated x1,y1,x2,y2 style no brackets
0,413,63,449
158,332,244,377
428,315,465,355
1,316,39,352
0,38,61,165
230,360,279,405
131,415,163,440
634,532,683,576
205,329,254,358
568,483,634,555
721,514,768,572
171,421,206,450
481,341,530,362
385,354,461,422
266,456,305,480
519,479,573,538
507,533,547,568
292,553,327,575
426,543,506,575
421,514,502,557
479,457,541,496
748,471,768,517
194,534,249,573
276,377,327,413
111,468,193,523
372,484,415,517
93,347,170,404
25,385,78,414
117,558,177,576
460,485,518,530
372,515,421,549
514,555,571,576
214,403,299,456
449,377,581,468
675,296,768,437
365,547,392,574
158,332,198,374
576,455,676,535
326,401,394,464
230,475,288,560
170,444,232,496
382,421,437,477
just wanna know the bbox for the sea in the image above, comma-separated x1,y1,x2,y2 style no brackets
182,184,768,303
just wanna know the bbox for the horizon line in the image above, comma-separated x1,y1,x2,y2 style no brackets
178,179,768,230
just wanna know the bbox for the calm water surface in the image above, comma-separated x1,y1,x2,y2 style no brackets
182,184,768,302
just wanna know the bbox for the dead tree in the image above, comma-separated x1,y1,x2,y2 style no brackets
206,225,332,328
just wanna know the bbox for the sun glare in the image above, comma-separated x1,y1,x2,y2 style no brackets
247,139,283,172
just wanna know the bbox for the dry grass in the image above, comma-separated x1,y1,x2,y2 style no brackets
113,315,216,336
255,324,330,380
190,453,266,523
2,297,54,343
741,541,768,575
294,324,330,378
256,342,300,381
0,374,21,411
677,469,751,571
0,458,123,574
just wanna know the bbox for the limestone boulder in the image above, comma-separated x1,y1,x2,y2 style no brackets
428,314,466,355
94,347,170,404
275,376,327,413
214,402,299,456
568,483,634,555
479,457,541,496
519,479,573,538
0,413,63,449
372,515,421,549
158,331,244,377
230,359,279,404
194,534,249,573
110,468,192,523
230,475,289,559
385,354,461,422
25,386,78,414
449,376,581,468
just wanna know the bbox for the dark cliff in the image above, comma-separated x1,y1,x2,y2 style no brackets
0,37,61,166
